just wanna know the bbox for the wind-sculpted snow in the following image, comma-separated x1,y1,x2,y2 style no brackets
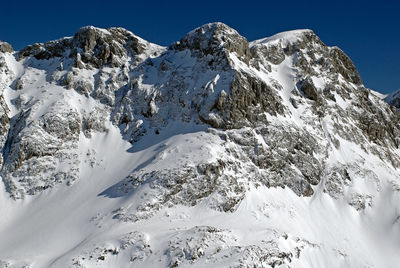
0,23,400,267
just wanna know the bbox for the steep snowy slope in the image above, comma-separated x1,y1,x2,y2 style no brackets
0,23,400,268
385,89,400,109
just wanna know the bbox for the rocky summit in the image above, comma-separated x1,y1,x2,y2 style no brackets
0,23,400,268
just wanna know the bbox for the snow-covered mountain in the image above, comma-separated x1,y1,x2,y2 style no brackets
1,22,400,268
385,89,400,110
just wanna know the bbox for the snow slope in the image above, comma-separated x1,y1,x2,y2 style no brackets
0,23,400,268
1,123,399,268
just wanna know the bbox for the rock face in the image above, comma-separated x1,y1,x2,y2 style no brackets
1,23,399,202
0,41,13,53
1,22,400,267
70,26,146,68
19,26,161,68
0,47,12,170
172,22,252,66
113,26,399,208
1,102,81,198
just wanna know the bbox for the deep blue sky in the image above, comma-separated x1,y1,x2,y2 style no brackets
1,0,398,93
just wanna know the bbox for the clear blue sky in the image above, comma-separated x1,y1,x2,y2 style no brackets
1,0,398,93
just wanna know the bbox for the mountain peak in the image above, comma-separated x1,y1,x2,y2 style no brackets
185,22,241,39
0,41,13,53
71,25,145,52
70,25,147,67
74,25,111,35
171,22,251,64
17,25,163,68
251,29,315,46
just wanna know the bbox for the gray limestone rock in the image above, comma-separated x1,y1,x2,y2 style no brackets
0,41,13,53
329,47,362,85
19,38,70,60
299,77,319,101
171,22,251,67
1,102,81,199
18,26,150,69
200,73,286,129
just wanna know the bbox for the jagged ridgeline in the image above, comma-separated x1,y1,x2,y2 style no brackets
0,22,399,216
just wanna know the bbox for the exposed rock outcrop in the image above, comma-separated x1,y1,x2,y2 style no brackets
0,41,13,53
171,22,252,67
1,23,399,208
18,26,161,68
